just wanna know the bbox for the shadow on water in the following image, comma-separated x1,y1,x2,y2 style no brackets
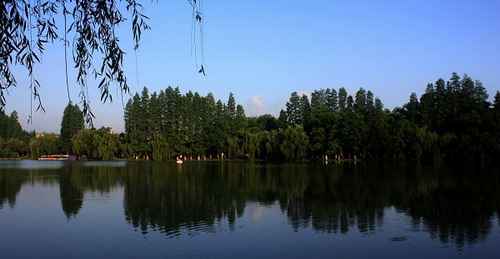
121,162,500,247
0,160,499,247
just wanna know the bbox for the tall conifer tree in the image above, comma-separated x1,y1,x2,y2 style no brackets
60,103,84,154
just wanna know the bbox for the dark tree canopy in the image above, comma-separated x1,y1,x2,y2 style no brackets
0,0,204,125
59,102,84,153
0,110,33,158
0,111,23,140
2,72,497,163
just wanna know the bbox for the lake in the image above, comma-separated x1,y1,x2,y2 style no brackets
1,160,499,258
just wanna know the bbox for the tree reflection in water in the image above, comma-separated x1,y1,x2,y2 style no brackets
0,167,24,209
0,161,498,247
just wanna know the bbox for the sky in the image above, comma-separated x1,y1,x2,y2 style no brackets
4,0,500,133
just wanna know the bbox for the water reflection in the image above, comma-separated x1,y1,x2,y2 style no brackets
0,160,498,248
59,166,84,218
123,162,246,235
59,163,123,218
400,168,499,247
0,167,24,208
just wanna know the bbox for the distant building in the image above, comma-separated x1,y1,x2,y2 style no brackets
35,132,59,138
101,127,119,135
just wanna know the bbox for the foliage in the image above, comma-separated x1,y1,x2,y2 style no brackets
398,73,497,163
0,0,204,125
9,72,500,163
280,126,309,161
29,134,58,159
0,111,33,157
72,127,120,160
0,137,18,158
123,87,244,160
0,0,147,121
59,102,84,153
0,111,23,139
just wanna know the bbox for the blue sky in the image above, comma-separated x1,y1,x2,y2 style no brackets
5,0,500,133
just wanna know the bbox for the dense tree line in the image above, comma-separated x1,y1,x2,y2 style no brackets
397,73,499,163
29,102,86,159
120,73,498,163
123,87,247,160
2,73,499,163
286,73,499,163
0,111,33,158
72,127,121,160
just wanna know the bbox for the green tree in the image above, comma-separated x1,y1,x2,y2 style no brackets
211,100,229,157
401,92,420,124
243,132,261,159
286,92,302,127
339,111,367,159
0,137,18,158
72,129,96,159
311,89,327,109
149,92,162,136
366,90,374,112
60,102,84,154
0,112,8,139
136,87,153,158
346,95,354,111
300,94,311,128
280,126,309,161
354,88,367,113
95,128,121,160
7,138,28,157
226,93,236,118
29,134,59,159
278,110,289,128
338,87,348,111
265,130,282,160
227,136,243,159
7,111,23,139
413,126,440,163
252,114,280,132
493,91,500,161
309,127,326,158
363,101,389,159
124,91,149,159
0,111,32,158
418,73,494,162
326,88,339,111
186,92,207,158
307,104,341,159
151,134,171,161
0,111,23,140
384,113,414,161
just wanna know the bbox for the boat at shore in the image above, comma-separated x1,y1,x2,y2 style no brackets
176,155,183,164
38,155,77,161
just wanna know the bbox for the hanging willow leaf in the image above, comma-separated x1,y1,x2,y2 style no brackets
198,65,205,76
0,0,204,125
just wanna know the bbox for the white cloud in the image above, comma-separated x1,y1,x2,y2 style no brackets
251,95,265,110
245,95,266,117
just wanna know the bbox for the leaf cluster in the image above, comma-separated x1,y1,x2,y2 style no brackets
0,0,150,125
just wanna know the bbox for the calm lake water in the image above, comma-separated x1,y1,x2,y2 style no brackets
1,160,499,258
